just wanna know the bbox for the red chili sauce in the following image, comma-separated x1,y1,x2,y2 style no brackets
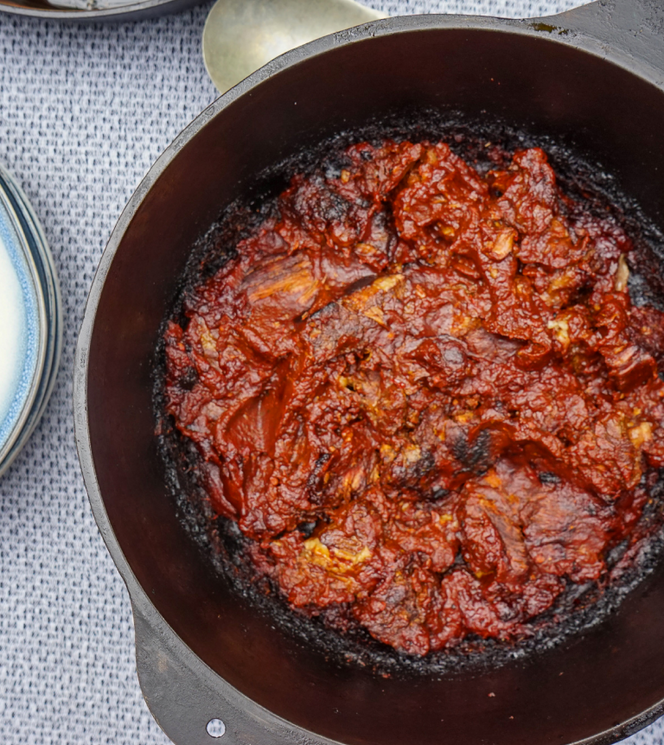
163,141,664,656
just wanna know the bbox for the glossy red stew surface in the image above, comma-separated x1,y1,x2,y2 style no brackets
162,141,664,656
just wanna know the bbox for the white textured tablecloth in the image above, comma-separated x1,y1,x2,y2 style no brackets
1,1,663,743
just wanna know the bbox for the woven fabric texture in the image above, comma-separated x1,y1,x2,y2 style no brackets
0,0,662,743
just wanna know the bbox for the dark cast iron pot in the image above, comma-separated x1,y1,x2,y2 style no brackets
74,2,664,743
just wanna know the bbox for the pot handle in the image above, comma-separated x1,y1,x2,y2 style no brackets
131,601,326,745
536,0,664,78
133,604,236,745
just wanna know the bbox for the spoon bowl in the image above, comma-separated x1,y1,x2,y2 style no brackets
202,0,387,93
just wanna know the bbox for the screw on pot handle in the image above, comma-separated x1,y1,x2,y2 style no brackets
131,601,330,745
534,0,664,79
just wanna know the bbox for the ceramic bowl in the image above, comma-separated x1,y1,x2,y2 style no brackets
0,165,61,478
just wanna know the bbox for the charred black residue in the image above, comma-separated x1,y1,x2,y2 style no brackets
452,428,494,476
538,471,561,486
307,453,332,504
296,521,318,539
428,486,450,502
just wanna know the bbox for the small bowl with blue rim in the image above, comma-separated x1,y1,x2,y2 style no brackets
0,165,61,478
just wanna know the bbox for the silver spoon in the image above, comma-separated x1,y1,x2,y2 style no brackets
203,0,388,94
